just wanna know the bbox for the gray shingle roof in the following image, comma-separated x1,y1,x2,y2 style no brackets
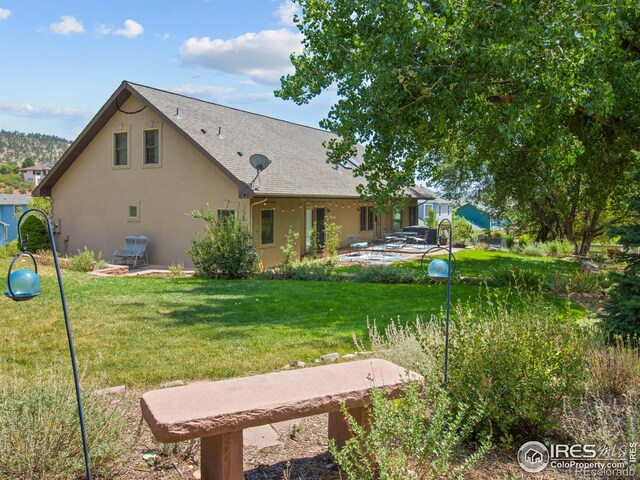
128,83,372,198
35,81,434,201
0,194,32,205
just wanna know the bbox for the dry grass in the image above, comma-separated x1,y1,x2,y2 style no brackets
587,336,640,397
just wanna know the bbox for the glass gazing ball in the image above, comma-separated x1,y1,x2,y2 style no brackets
427,259,449,281
5,269,41,299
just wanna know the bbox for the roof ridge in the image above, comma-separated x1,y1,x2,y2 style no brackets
124,80,333,136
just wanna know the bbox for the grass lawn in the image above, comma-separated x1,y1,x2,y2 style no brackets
0,251,583,388
336,249,582,277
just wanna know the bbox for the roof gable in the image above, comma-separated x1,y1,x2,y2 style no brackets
35,81,433,202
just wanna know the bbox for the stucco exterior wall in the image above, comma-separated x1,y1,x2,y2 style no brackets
50,96,248,267
250,197,395,268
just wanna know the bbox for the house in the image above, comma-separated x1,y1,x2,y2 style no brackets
418,189,453,225
0,194,32,247
455,201,508,231
19,165,53,185
34,81,433,267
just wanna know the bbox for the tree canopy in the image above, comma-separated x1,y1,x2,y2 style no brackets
277,0,640,252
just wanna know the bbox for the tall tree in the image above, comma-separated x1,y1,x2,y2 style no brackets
605,157,640,335
277,0,640,253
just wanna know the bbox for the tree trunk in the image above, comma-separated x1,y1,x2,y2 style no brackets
536,225,550,243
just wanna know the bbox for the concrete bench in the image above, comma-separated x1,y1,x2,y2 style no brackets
141,358,421,480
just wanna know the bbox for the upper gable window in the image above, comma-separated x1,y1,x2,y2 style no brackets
143,129,160,166
113,132,128,166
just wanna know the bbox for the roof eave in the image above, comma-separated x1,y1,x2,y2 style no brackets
34,82,133,197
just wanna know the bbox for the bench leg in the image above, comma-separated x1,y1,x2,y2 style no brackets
200,430,243,480
328,406,370,449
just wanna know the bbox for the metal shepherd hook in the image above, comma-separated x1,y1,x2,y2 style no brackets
5,209,93,479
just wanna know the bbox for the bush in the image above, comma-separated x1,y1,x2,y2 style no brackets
452,215,474,246
324,213,342,258
259,258,333,281
187,206,258,279
20,215,50,252
68,247,103,272
505,234,514,249
0,375,133,479
279,226,300,277
518,233,535,246
0,240,19,258
489,265,544,290
361,291,587,439
330,385,491,480
540,239,574,257
353,266,420,284
544,270,603,294
521,243,543,256
447,292,586,438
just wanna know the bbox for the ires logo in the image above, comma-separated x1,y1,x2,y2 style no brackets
550,444,597,459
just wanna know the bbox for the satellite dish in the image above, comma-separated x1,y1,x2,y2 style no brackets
250,154,271,172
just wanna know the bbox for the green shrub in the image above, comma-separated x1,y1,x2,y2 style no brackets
324,213,342,258
0,240,19,258
353,266,421,284
447,292,586,438
521,243,543,256
452,214,474,246
361,291,587,439
0,376,132,479
518,233,535,246
187,206,258,279
279,226,300,277
68,247,102,272
544,270,603,294
260,258,333,281
20,215,50,252
331,385,491,480
540,239,574,257
489,265,544,290
505,234,515,249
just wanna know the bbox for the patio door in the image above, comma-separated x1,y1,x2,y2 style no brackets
305,206,326,252
393,205,403,231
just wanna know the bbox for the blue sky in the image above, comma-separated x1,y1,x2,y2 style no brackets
0,0,335,140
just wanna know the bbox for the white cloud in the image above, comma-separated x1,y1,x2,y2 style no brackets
113,19,143,38
170,84,274,104
95,23,111,36
0,8,11,20
276,1,301,27
179,29,303,86
0,102,90,120
49,15,85,35
172,84,235,97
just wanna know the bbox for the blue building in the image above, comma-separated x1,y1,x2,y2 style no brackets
455,202,508,230
0,194,32,247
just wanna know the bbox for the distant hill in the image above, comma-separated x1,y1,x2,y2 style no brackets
0,130,71,166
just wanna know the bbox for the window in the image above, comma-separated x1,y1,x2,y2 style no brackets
393,205,403,231
144,129,160,165
217,209,235,221
114,132,128,166
261,209,274,245
359,206,375,231
409,206,418,226
128,205,139,221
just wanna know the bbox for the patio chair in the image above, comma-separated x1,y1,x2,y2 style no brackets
347,235,369,254
383,229,400,244
113,235,148,268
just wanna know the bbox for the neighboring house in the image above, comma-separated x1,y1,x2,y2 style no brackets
418,189,453,225
0,194,32,247
19,165,53,185
34,81,434,267
455,202,508,230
